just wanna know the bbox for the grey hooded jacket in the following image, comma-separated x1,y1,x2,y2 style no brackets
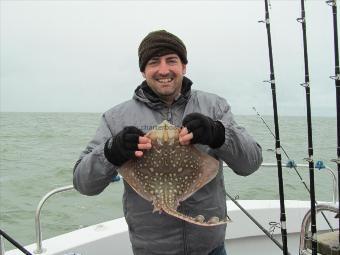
73,77,263,255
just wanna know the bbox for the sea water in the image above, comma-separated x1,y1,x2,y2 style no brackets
0,112,337,249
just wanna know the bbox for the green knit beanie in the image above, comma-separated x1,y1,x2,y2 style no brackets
138,30,188,72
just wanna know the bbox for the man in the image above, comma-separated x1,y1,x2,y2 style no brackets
73,30,263,255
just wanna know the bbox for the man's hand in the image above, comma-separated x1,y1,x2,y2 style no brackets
104,126,151,166
180,113,225,148
178,126,192,145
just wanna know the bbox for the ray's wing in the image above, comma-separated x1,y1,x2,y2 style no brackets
118,160,154,202
171,145,219,202
192,146,220,186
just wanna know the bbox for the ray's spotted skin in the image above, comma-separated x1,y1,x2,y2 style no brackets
119,120,230,226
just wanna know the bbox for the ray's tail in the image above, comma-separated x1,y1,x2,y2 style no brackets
161,205,230,227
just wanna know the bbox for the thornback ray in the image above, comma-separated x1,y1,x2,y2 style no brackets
119,120,230,226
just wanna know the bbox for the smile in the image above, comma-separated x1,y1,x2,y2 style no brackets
157,78,173,83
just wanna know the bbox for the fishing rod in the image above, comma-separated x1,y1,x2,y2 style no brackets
225,192,291,255
326,0,340,243
252,107,334,231
0,229,32,255
259,1,289,254
296,0,317,253
253,107,310,191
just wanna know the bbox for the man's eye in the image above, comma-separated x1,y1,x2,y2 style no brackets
168,59,178,64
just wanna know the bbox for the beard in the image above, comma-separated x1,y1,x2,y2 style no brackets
147,73,183,103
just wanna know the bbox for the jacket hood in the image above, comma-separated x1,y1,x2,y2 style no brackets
133,76,193,109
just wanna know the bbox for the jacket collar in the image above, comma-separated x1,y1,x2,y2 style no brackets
133,76,193,109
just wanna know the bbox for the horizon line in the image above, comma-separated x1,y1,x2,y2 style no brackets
0,111,336,118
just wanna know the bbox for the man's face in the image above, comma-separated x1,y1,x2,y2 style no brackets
142,54,186,104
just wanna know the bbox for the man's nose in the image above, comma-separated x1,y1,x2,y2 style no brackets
158,61,170,75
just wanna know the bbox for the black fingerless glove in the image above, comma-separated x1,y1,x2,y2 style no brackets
104,126,145,166
182,113,225,148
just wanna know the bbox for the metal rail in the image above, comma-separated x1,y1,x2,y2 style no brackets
225,162,338,204
299,203,339,254
1,235,4,255
34,185,74,254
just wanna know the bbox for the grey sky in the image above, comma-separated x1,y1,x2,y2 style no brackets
0,0,337,116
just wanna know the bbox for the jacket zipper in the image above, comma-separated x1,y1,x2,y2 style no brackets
167,107,172,122
179,205,188,254
182,220,188,254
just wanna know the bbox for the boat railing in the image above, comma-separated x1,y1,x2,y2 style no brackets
299,203,339,255
260,162,338,204
1,235,4,255
31,162,338,254
34,185,74,254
